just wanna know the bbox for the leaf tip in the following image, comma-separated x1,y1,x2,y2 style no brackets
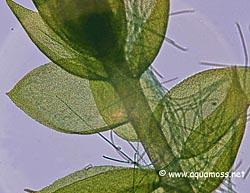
24,189,38,193
6,89,14,100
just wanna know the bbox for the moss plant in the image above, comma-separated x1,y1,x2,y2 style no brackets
6,0,250,192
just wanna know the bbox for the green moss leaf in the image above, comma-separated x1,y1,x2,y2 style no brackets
7,63,128,134
7,0,108,80
178,113,247,193
156,67,250,192
7,61,165,139
123,0,170,77
7,0,169,78
181,69,248,158
25,166,159,193
32,0,127,61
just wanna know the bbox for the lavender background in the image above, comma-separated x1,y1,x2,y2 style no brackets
0,0,250,192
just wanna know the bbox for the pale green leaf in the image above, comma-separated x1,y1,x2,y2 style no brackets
123,0,170,76
38,166,121,193
157,67,250,192
7,61,165,138
140,69,166,111
181,69,248,158
25,166,159,193
179,114,247,192
7,63,127,134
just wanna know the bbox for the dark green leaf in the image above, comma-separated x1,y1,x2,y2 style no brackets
7,0,169,78
32,0,127,61
7,0,108,80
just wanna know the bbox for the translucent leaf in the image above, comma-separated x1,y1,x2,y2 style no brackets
7,60,166,139
7,0,169,78
158,67,250,157
181,69,249,158
26,166,159,193
7,0,108,80
90,80,128,126
157,67,250,192
7,63,127,134
179,114,247,192
140,69,166,111
7,0,171,142
89,78,138,141
33,0,169,77
94,69,166,141
123,0,170,76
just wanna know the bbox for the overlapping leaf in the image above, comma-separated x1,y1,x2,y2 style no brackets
95,69,165,141
7,0,108,80
8,63,250,192
7,62,164,137
7,1,250,192
7,0,169,140
32,0,127,61
181,69,248,158
7,0,169,79
156,67,250,192
7,63,126,134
